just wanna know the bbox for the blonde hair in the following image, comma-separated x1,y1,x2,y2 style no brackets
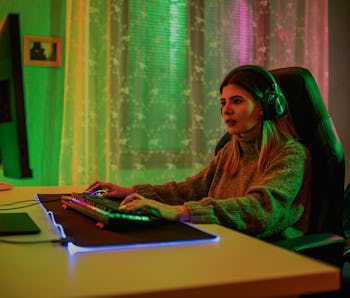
220,65,300,176
226,110,299,176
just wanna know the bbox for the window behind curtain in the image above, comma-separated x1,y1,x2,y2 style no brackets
203,0,255,149
128,0,188,151
60,0,328,185
126,0,256,156
116,0,328,170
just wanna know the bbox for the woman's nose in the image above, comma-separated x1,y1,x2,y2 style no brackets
222,104,233,115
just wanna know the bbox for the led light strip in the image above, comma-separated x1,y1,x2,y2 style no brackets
35,194,219,256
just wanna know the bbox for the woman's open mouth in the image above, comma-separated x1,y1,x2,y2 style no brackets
225,119,237,126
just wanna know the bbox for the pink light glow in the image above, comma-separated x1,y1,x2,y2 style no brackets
237,0,251,65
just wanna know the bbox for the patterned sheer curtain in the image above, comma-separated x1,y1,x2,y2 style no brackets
59,0,328,186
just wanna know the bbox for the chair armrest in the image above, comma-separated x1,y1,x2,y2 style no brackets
274,233,345,267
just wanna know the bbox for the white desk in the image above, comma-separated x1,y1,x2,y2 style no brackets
0,186,340,298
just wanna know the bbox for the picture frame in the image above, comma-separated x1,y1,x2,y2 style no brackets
23,36,62,67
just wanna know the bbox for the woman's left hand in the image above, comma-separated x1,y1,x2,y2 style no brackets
119,193,189,222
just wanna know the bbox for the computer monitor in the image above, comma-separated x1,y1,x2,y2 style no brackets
0,14,32,179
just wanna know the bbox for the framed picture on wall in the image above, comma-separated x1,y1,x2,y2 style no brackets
23,36,62,67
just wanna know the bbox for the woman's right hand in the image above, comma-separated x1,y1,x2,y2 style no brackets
86,180,134,198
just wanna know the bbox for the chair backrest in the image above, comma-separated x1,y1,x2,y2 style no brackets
215,67,345,236
344,182,350,238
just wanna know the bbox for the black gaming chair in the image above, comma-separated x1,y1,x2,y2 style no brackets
215,67,345,268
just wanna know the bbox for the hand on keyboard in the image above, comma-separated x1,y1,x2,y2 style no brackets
119,193,190,222
62,192,153,225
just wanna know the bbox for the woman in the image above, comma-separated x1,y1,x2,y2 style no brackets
88,65,312,241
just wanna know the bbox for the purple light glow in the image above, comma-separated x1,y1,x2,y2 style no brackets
65,234,219,256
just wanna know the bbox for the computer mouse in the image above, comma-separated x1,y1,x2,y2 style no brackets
0,182,13,191
84,188,107,196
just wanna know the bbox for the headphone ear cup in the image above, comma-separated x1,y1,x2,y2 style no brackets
223,65,287,120
262,91,286,120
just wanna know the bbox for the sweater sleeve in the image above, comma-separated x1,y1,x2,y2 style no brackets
185,141,311,239
132,154,220,205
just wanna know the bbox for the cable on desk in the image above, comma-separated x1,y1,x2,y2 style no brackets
0,198,61,211
0,237,71,245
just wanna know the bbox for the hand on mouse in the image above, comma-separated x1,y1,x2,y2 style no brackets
86,181,133,198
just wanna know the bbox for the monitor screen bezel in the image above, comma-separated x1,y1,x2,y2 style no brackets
0,14,32,179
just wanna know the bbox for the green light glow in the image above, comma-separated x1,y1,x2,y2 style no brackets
128,0,187,151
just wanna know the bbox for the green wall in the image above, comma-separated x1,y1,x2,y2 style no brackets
0,0,66,186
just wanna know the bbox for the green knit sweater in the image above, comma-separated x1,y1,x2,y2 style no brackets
133,137,312,241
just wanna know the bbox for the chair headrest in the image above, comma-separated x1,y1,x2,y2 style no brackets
270,67,343,162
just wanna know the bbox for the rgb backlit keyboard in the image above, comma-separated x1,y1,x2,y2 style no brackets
61,193,152,228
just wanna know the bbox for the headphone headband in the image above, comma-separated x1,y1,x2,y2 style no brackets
225,65,286,120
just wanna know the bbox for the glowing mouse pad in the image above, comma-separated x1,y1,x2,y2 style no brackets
37,194,217,247
0,213,41,235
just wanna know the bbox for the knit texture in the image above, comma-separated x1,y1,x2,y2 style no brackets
133,137,311,241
